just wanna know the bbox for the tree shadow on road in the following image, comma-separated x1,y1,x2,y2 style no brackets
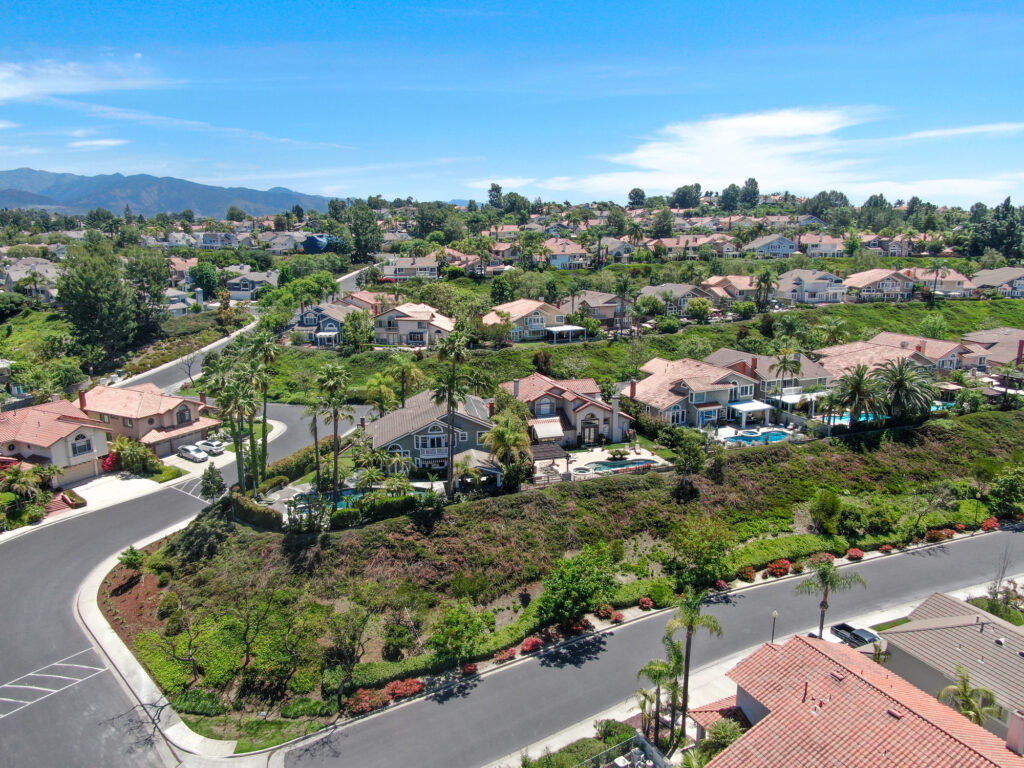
538,633,607,669
427,674,481,704
705,590,746,608
101,699,170,757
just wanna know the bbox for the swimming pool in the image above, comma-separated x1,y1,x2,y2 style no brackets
726,430,789,446
585,459,656,472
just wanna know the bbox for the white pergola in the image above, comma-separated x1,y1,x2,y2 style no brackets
771,390,828,418
729,399,773,428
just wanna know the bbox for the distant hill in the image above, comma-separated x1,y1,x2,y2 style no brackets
0,168,334,218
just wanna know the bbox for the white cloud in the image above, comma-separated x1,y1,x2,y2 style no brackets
535,107,1024,205
0,60,167,103
465,177,537,190
67,138,129,148
0,120,18,129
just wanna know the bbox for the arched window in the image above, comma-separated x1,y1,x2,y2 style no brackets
71,433,92,457
536,397,554,416
176,405,192,425
670,404,685,425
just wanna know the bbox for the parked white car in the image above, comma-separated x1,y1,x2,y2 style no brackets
195,439,226,456
177,445,209,462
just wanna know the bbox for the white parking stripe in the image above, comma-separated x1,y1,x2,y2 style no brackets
0,669,106,721
51,663,104,672
3,684,58,693
27,673,80,682
0,697,30,704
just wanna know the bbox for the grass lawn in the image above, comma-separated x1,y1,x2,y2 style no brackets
636,434,677,460
295,456,354,485
151,465,187,483
871,617,911,632
180,713,324,753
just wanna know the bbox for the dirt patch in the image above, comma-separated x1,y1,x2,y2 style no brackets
97,541,169,649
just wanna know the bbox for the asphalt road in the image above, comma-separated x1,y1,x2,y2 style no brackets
0,402,370,768
284,529,1024,768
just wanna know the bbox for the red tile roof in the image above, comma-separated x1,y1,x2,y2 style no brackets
82,384,204,420
0,399,106,448
706,635,1024,768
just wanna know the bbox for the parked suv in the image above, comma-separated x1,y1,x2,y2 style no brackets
177,445,209,463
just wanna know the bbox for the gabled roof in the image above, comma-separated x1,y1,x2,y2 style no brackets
900,268,975,288
972,268,1024,289
637,283,708,300
744,234,794,250
543,237,586,256
632,357,755,410
81,384,207,420
868,332,976,362
703,348,831,381
843,268,914,289
380,302,455,332
0,399,106,448
482,299,557,325
363,390,492,448
557,290,617,311
708,635,1024,768
777,269,843,290
813,341,930,377
703,274,756,293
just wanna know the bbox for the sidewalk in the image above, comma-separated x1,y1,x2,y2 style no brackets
482,571,1024,768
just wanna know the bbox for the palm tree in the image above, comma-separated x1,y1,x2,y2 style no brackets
386,354,424,408
433,333,469,497
0,466,42,500
248,331,278,474
927,259,948,297
614,274,632,332
566,282,581,315
482,413,531,466
794,560,867,640
364,373,398,415
834,364,885,426
667,591,723,746
662,634,686,755
463,368,496,398
872,358,936,422
819,316,846,345
244,359,272,484
217,377,253,490
754,268,778,313
770,353,803,391
304,400,325,492
315,364,353,498
939,665,1001,726
637,658,671,748
355,465,385,491
626,220,645,246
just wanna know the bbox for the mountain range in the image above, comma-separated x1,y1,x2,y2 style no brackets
0,168,334,218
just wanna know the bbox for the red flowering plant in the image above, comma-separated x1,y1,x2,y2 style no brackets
102,452,119,472
808,552,836,566
879,544,894,554
982,517,1000,532
846,548,864,561
955,523,966,532
462,663,478,676
737,565,757,582
521,637,544,654
715,579,730,591
638,597,655,610
345,688,391,716
493,647,517,663
611,612,625,623
594,604,615,620
764,559,791,578
383,679,425,700
924,529,946,543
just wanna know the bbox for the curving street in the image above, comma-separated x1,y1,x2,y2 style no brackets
0,395,1020,768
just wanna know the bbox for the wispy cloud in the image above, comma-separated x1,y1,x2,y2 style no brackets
535,107,1024,204
67,138,129,148
49,98,351,149
0,59,169,103
465,177,537,189
0,120,18,129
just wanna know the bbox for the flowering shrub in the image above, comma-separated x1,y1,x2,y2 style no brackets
539,627,562,643
493,647,517,663
846,548,864,561
612,612,625,623
521,637,544,654
594,604,615,620
765,559,791,578
791,560,806,574
638,597,655,610
955,523,967,532
924,529,947,543
808,552,836,566
563,618,594,635
982,516,1000,532
879,544,894,554
102,453,119,472
737,565,757,583
715,579,730,591
462,663,478,676
383,678,425,700
942,528,956,540
345,688,391,716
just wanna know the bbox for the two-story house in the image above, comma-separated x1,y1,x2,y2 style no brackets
224,265,279,300
197,232,238,250
382,256,439,281
0,398,109,484
701,275,759,306
647,236,713,259
374,302,454,347
799,233,845,257
543,238,589,270
444,247,484,276
743,234,797,258
628,357,764,428
167,256,198,287
776,269,847,304
77,385,220,457
342,290,396,315
813,340,935,378
868,332,988,370
973,267,1024,298
166,232,197,248
636,283,714,315
295,300,361,347
900,268,976,298
500,373,630,447
164,287,199,316
704,348,832,399
362,390,498,477
482,299,565,342
961,327,1024,369
557,290,621,328
843,268,916,302
3,257,60,303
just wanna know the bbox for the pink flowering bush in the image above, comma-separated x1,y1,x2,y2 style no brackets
846,548,864,561
764,559,791,578
594,604,615,620
808,552,836,566
462,663,478,676
955,523,967,532
521,637,544,654
611,612,625,623
493,647,517,663
982,517,1000,532
715,579,730,591
345,688,391,716
384,678,425,700
879,544,894,554
638,597,655,610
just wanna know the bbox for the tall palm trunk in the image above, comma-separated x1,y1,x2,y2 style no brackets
653,684,662,748
260,392,269,481
818,586,830,639
235,415,246,491
332,407,340,498
681,631,693,741
246,414,259,491
312,416,321,491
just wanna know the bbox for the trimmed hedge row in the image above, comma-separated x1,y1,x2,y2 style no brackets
729,535,850,573
256,475,290,497
266,436,338,482
609,577,675,609
230,493,282,531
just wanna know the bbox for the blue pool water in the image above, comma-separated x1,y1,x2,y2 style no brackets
726,430,789,446
826,403,947,425
586,459,656,472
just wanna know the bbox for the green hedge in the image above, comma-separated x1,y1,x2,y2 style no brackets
256,475,290,497
173,689,227,716
609,577,675,608
266,436,337,482
230,493,282,531
729,534,850,573
280,697,336,718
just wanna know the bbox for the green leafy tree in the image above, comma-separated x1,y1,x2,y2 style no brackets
628,188,646,208
343,309,374,352
535,545,616,625
426,600,495,668
118,545,146,575
199,464,226,502
674,430,707,488
57,248,137,359
719,184,741,211
794,560,867,640
650,208,674,238
670,515,733,590
989,466,1024,518
226,205,247,221
739,177,760,208
386,354,425,408
349,203,383,262
189,262,219,298
686,297,712,324
917,313,948,340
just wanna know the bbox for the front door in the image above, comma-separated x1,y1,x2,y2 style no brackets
581,421,598,445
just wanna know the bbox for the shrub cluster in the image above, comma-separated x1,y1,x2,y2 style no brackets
172,689,227,716
383,678,425,700
255,475,290,497
493,647,517,663
737,565,756,582
846,548,864,561
345,687,392,716
638,597,654,610
594,604,615,620
982,516,1000,531
280,697,335,719
764,559,791,578
521,637,544,654
230,492,282,531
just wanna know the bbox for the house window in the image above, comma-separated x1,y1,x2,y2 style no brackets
536,398,555,416
71,433,92,457
692,392,706,404
123,417,133,427
669,404,685,425
105,432,113,441
100,413,110,423
458,431,468,442
476,431,488,443
176,406,192,425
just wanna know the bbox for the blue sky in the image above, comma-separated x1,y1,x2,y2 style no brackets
2,0,1024,207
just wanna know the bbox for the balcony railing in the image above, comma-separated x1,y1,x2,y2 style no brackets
418,446,449,458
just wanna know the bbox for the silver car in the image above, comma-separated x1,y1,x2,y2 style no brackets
177,444,209,462
195,439,226,456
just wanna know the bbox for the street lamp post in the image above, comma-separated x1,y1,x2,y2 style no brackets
771,610,779,643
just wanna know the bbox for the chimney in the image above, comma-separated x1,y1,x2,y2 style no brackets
513,378,520,398
200,392,207,405
750,357,758,372
51,393,59,402
301,301,306,312
487,401,495,417
611,395,621,441
915,343,923,353
78,390,86,409
629,378,637,399
1008,711,1024,756
739,361,748,376
359,417,366,429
